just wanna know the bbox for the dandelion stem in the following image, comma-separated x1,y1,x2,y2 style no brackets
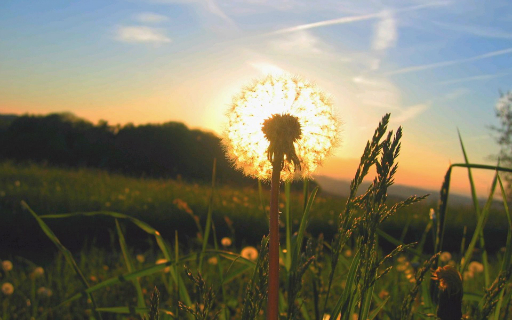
268,152,283,320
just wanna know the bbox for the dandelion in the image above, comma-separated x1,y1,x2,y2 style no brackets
468,261,484,273
440,252,452,263
156,259,170,273
463,271,474,280
1,282,14,295
221,237,232,247
37,287,53,298
241,246,259,261
432,265,463,320
136,254,145,263
223,74,339,181
207,257,218,265
224,74,339,320
30,266,44,279
2,260,13,272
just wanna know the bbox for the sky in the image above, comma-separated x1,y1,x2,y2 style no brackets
1,0,511,197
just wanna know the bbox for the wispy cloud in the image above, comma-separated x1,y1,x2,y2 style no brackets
248,61,286,75
372,10,397,51
268,31,323,54
391,104,429,123
385,47,512,76
205,0,237,28
151,0,237,29
135,12,169,23
353,76,401,110
436,72,512,85
116,26,171,44
431,20,512,39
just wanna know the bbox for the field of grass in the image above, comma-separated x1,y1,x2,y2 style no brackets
0,155,511,319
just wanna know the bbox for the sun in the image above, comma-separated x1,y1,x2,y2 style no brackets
223,74,339,181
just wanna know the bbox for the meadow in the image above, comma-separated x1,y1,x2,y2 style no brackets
0,122,511,319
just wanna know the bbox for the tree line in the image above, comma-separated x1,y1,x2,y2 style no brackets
0,112,253,185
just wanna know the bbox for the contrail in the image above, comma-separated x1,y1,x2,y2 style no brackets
385,47,512,76
436,72,512,85
267,1,449,35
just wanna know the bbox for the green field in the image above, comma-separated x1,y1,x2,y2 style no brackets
0,161,511,319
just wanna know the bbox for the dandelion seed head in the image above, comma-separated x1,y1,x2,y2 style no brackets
468,261,484,273
440,252,452,263
1,282,14,295
208,256,218,265
221,237,232,247
2,260,13,272
432,265,463,296
223,74,339,181
241,246,258,261
37,287,53,297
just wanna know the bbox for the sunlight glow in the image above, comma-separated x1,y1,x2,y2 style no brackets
223,75,339,181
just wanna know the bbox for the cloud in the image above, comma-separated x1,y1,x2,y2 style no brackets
385,47,512,76
248,61,286,75
268,31,323,54
135,12,169,23
116,26,171,44
391,104,429,123
372,10,397,51
353,76,401,110
431,20,512,40
352,76,429,122
150,0,237,30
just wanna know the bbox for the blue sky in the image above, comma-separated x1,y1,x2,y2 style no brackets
1,0,511,194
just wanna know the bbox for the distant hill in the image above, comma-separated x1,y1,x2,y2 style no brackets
313,174,476,205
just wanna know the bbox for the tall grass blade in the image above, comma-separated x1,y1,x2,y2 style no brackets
369,296,389,320
21,201,103,320
457,132,491,287
291,187,319,269
493,175,512,320
461,171,498,273
285,180,292,271
330,250,360,320
39,210,193,308
199,158,216,270
115,219,146,310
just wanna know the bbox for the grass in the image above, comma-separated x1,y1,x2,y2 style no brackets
1,115,511,319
